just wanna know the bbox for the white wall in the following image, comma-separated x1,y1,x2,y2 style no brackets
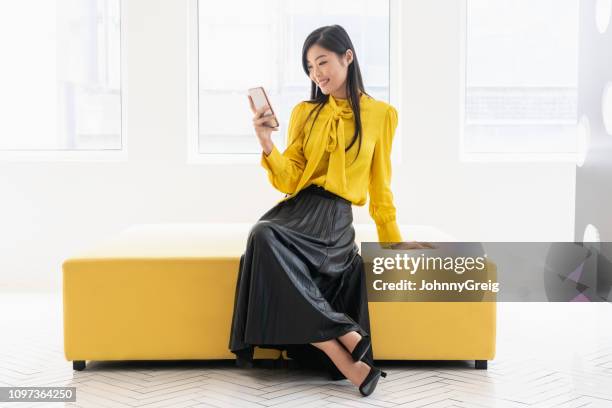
0,0,575,291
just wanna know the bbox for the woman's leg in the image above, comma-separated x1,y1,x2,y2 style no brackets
337,331,362,354
310,339,370,386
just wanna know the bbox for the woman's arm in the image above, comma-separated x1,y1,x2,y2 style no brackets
261,102,307,194
368,105,403,243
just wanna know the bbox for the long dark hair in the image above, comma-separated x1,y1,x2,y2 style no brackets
300,25,369,165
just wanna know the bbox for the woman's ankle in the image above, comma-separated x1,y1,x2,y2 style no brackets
338,331,362,353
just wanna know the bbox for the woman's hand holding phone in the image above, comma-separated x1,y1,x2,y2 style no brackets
248,95,278,156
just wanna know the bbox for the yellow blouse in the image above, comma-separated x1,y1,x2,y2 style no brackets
261,93,402,243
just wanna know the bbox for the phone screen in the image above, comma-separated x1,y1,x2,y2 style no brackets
248,87,279,127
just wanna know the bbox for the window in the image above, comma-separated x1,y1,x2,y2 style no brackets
461,0,579,161
191,0,391,160
0,0,122,154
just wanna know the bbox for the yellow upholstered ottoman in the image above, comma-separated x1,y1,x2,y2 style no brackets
62,223,496,371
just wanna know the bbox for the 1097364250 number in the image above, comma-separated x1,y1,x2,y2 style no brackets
0,387,76,402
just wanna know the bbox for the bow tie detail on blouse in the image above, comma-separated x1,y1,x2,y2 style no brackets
291,96,354,195
322,97,353,194
325,100,354,153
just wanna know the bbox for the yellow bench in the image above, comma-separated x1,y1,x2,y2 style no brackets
62,223,496,371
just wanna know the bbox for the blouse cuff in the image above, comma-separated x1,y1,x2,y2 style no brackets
261,145,284,174
376,219,403,243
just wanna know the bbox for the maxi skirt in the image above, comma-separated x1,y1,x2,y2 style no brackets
228,184,375,379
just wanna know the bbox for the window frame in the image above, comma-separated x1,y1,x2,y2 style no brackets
458,0,579,163
187,0,403,166
0,0,128,163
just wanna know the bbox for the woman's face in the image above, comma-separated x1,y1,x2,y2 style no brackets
306,43,353,98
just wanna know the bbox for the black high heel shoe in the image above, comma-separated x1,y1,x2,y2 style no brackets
359,363,387,397
347,333,371,362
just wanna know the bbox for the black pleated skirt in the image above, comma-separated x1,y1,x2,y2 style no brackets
228,183,375,379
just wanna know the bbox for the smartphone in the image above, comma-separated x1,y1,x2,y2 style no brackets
248,87,279,128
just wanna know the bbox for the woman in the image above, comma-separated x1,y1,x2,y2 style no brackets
228,25,402,397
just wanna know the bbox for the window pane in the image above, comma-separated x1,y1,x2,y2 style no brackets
465,0,578,153
0,0,122,151
197,0,389,154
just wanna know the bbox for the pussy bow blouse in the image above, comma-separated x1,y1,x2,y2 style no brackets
261,93,402,243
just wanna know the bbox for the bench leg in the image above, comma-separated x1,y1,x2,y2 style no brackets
274,355,288,369
475,360,487,369
73,360,86,371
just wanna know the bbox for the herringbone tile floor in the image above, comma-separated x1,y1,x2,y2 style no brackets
1,293,611,407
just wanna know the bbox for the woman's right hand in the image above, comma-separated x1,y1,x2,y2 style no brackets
248,95,278,156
